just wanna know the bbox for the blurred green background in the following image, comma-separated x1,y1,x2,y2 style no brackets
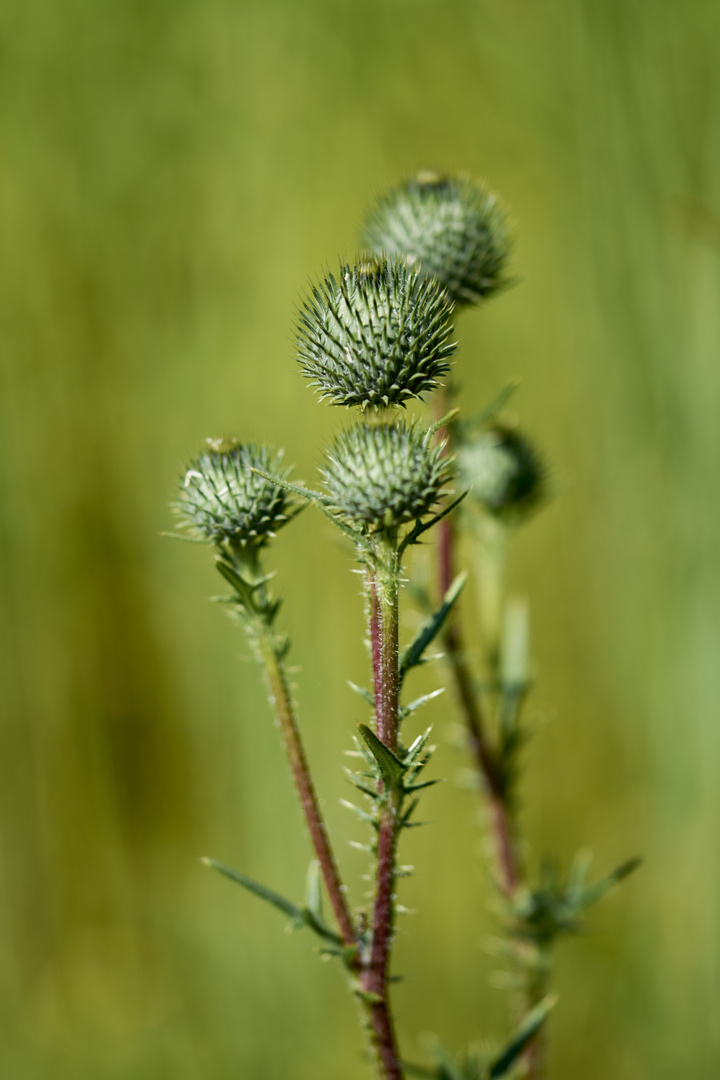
1,0,719,1076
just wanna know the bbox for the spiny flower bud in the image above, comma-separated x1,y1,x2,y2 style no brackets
175,439,297,547
321,420,452,533
457,426,544,519
297,256,455,409
362,172,512,308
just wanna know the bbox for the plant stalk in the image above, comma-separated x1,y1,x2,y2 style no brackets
361,541,404,1080
257,623,357,952
436,407,542,1078
438,511,521,896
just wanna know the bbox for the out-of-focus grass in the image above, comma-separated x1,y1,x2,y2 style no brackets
0,1,718,1077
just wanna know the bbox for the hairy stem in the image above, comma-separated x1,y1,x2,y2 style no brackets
361,541,404,1080
257,625,357,952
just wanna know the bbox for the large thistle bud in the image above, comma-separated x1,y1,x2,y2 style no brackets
297,256,455,409
175,439,298,547
362,172,512,309
321,420,452,534
457,426,545,520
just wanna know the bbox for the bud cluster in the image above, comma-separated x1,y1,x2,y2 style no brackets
321,421,451,534
175,440,297,547
457,426,545,519
297,257,455,410
362,172,511,308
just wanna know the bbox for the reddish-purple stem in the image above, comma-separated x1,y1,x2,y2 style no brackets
261,636,357,951
361,567,404,1080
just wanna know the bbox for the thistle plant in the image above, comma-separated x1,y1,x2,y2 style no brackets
168,172,638,1080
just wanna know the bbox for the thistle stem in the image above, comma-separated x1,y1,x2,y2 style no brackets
435,401,541,1078
361,544,404,1080
438,512,521,896
257,624,357,952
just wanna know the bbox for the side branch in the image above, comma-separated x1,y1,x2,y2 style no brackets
259,630,357,952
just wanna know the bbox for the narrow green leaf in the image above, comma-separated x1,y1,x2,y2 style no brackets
159,530,209,545
400,573,467,684
399,492,468,556
203,858,341,945
245,466,324,503
487,994,557,1078
459,379,520,435
405,778,441,794
203,858,304,922
426,406,460,438
357,724,406,794
580,856,642,910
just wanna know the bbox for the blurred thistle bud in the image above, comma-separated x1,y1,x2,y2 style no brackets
175,439,298,547
297,256,456,410
457,426,545,520
321,420,452,534
362,172,512,308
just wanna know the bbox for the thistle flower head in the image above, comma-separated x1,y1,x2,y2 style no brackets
321,420,452,534
362,172,512,308
457,426,545,519
175,439,297,547
297,256,455,409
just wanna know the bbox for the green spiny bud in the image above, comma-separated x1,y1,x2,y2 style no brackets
362,172,512,308
297,256,455,409
457,426,545,519
321,420,452,534
175,439,298,547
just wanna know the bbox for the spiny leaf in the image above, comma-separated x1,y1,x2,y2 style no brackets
399,491,468,556
399,572,467,682
426,407,460,438
348,680,375,707
405,727,434,765
316,500,374,553
340,799,377,826
399,688,445,721
487,993,557,1078
345,772,379,800
357,724,406,795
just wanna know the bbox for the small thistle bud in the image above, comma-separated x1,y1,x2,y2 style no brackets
297,256,456,409
175,439,297,547
457,426,544,519
321,420,451,534
362,172,512,308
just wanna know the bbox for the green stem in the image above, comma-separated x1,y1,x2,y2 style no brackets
434,408,543,1076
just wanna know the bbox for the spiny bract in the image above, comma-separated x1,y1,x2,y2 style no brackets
175,439,297,546
321,421,452,533
457,426,544,518
297,256,455,409
362,172,512,308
